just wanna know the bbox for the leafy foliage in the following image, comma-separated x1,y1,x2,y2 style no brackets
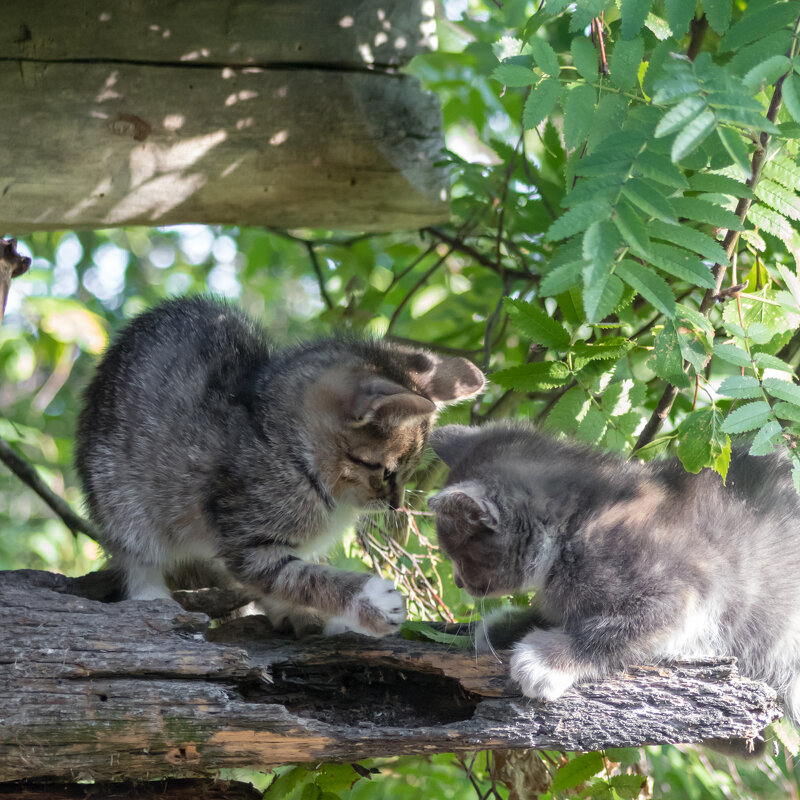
2,0,800,798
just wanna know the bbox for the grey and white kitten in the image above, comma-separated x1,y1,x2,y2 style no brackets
428,422,800,728
76,296,484,636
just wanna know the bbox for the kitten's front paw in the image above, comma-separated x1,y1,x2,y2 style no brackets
325,577,406,637
509,631,576,701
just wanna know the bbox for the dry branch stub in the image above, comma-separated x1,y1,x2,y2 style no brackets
0,1,448,233
0,569,781,783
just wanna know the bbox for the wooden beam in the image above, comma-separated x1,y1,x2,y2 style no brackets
0,2,448,233
0,570,781,782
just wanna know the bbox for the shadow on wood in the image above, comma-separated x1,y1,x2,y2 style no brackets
0,569,781,783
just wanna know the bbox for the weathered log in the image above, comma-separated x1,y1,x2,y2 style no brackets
0,779,262,800
0,569,782,783
0,1,448,233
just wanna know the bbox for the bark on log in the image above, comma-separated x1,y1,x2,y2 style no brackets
0,779,262,800
0,569,782,783
0,1,448,234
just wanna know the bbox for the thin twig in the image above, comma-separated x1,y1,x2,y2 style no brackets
421,227,532,280
0,436,97,539
303,241,333,310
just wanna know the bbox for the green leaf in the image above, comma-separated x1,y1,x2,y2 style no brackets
614,200,651,256
688,172,753,197
572,337,634,369
750,420,783,455
763,377,800,406
703,0,732,34
718,375,763,399
576,404,608,445
545,386,589,435
721,3,800,53
571,36,599,82
755,179,800,221
649,243,716,288
671,109,717,162
774,718,800,757
678,407,728,474
546,201,612,241
523,77,561,129
504,298,571,349
620,0,653,38
649,320,690,388
655,96,707,138
649,220,729,264
610,37,644,91
541,261,583,295
492,361,572,391
743,55,791,91
721,400,772,434
664,0,696,38
615,259,677,317
748,204,798,244
529,37,560,76
782,74,800,124
622,178,678,222
763,154,800,191
633,150,689,189
492,63,537,86
401,621,471,648
754,351,795,373
717,126,752,179
774,401,800,421
670,196,744,230
551,752,605,794
267,767,312,798
582,234,625,323
587,95,630,153
563,84,596,150
713,341,752,367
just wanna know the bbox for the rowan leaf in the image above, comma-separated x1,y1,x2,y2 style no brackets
504,298,571,349
763,378,800,406
523,77,561,129
571,36,598,82
713,342,751,367
721,400,772,434
492,361,572,391
529,37,560,76
492,63,537,87
671,110,717,162
563,84,596,150
649,243,716,288
546,201,612,241
615,259,676,318
750,420,783,456
718,375,763,399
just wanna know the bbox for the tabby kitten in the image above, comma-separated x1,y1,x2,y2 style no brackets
76,296,484,636
428,422,800,728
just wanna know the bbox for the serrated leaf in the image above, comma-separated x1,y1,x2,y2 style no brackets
587,95,630,153
743,55,791,91
492,63,537,86
614,200,651,256
718,375,762,398
546,201,612,242
523,77,561,130
653,73,702,105
529,37,560,76
610,37,644,91
649,220,729,264
764,154,800,191
649,243,716,288
782,74,800,125
492,361,572,391
774,718,800,756
688,172,753,197
671,196,744,230
774,401,800,421
582,219,625,324
633,150,689,189
655,96,707,138
748,204,799,243
564,84,596,150
721,3,800,53
620,0,653,38
650,320,691,388
754,351,795,373
672,109,717,162
750,420,783,455
763,377,800,406
616,259,676,317
704,0,732,34
504,298,571,349
576,404,608,445
714,341,752,367
573,338,634,369
551,752,605,794
717,126,752,179
545,386,589,435
677,302,715,338
541,261,583,295
678,407,728,473
755,179,800,221
721,400,772,434
571,36,599,82
622,178,678,222
664,0,695,38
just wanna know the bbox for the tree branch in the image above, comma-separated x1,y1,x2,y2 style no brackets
0,436,96,539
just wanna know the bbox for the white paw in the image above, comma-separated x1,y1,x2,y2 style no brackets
326,577,406,637
510,639,575,701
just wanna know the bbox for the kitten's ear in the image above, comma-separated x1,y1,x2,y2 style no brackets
428,483,499,529
395,348,486,406
429,425,481,466
349,377,436,427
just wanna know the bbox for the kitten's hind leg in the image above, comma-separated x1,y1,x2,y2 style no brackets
122,562,171,601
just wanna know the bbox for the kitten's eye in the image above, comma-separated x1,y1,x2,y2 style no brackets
346,453,382,471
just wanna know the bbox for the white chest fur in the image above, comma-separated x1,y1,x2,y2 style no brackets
297,503,359,560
